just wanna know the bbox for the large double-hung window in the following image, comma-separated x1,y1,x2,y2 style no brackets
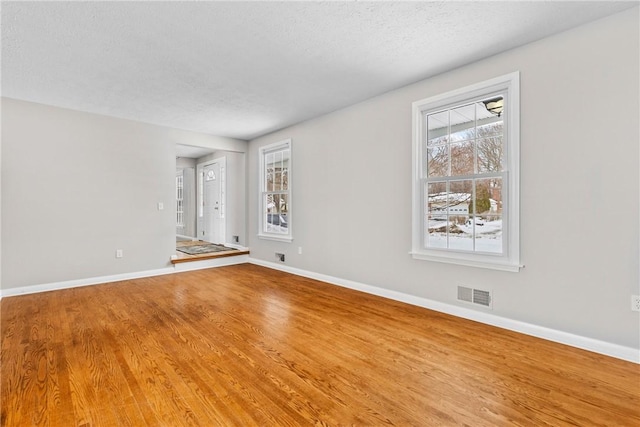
411,72,521,271
259,139,292,242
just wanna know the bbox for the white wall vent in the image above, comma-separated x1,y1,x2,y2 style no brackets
457,286,492,309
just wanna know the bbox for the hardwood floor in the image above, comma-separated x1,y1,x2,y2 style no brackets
1,264,638,426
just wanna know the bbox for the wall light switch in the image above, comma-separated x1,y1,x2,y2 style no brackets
157,202,164,210
116,249,123,258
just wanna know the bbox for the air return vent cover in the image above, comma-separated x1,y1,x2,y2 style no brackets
457,286,492,309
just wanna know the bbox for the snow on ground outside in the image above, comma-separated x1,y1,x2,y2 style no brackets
427,219,502,253
266,224,288,234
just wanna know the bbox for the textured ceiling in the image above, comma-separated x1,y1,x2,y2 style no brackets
2,1,636,141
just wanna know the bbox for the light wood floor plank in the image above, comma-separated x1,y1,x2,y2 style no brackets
2,264,639,426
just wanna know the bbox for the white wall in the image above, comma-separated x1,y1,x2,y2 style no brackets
248,8,640,350
1,98,247,289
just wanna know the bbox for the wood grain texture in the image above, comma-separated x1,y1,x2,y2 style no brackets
2,264,639,426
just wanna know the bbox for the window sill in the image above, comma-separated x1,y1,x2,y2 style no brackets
410,251,522,272
258,233,293,243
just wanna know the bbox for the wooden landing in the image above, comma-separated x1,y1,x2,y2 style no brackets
171,240,249,264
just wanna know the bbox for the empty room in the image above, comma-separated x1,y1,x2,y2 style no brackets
1,1,639,426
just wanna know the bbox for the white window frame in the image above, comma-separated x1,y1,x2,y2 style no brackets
258,139,292,242
411,72,521,272
176,170,184,228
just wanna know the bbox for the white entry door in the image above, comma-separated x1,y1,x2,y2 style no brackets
199,159,225,244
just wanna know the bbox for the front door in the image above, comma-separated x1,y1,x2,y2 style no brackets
202,161,223,243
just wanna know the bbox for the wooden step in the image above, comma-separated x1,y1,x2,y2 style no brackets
172,241,249,264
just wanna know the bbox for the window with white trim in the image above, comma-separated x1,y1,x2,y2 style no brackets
411,72,521,272
176,170,184,228
259,139,292,242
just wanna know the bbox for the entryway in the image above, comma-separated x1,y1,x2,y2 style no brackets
175,144,248,263
198,158,226,244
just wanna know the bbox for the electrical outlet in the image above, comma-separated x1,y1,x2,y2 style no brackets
233,235,239,243
116,249,123,259
632,295,640,312
275,253,285,262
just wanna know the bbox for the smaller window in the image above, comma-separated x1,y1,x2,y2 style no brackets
259,139,292,242
176,170,184,228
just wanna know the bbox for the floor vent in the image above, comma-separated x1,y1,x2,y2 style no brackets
457,286,492,309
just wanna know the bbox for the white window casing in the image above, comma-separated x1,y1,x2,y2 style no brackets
259,139,292,242
176,170,184,228
411,72,521,272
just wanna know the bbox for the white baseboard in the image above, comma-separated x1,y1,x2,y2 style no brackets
249,258,640,364
0,255,249,299
0,267,175,298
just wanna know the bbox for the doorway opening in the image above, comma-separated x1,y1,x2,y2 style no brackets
197,157,226,244
175,144,247,263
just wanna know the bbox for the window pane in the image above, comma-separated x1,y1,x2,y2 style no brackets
477,118,503,137
274,151,283,191
477,136,503,173
275,193,288,214
427,145,449,177
476,101,493,122
265,152,275,191
427,182,447,216
475,177,502,216
473,177,503,253
265,193,289,234
265,193,288,214
427,111,449,147
450,141,474,176
449,180,472,206
281,150,289,191
474,214,502,253
449,104,475,142
426,215,448,249
447,180,472,250
280,167,288,191
448,216,473,251
426,181,448,249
